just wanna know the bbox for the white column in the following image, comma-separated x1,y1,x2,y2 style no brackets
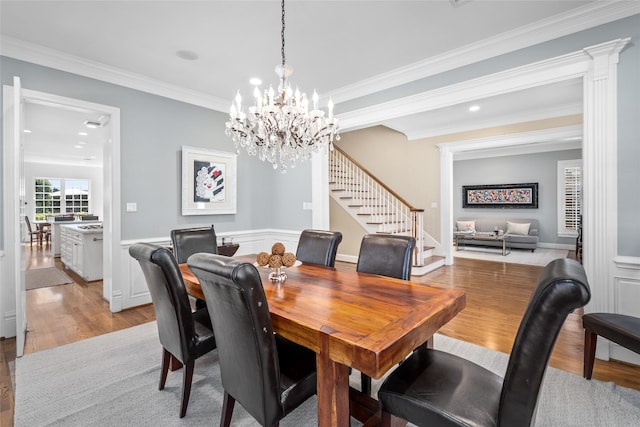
439,146,454,265
582,38,629,316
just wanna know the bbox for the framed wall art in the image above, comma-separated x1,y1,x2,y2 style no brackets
462,182,538,209
181,146,237,215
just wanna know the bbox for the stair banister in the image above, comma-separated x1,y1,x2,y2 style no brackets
331,146,425,267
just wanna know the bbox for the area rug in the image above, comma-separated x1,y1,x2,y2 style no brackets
14,322,640,426
25,267,73,290
454,247,569,266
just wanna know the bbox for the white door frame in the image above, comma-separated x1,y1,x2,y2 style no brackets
2,85,121,347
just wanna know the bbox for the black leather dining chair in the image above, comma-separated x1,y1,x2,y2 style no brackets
171,226,218,310
356,234,416,280
582,312,640,379
128,243,217,418
356,233,416,394
170,226,218,263
187,253,317,427
295,229,343,267
377,258,591,427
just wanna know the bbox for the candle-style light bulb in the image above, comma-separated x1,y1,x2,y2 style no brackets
328,98,334,120
253,86,262,106
235,91,242,112
312,90,319,111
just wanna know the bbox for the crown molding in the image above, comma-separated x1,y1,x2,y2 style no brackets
327,1,640,104
0,37,230,112
1,2,637,113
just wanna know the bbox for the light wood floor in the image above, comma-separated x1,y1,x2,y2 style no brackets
2,245,639,426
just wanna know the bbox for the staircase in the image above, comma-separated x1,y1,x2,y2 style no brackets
329,147,444,275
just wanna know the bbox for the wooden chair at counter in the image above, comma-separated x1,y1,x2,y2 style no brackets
128,243,217,418
187,253,317,427
24,216,42,245
356,233,416,395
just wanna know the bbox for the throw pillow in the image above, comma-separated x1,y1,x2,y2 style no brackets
507,221,530,236
456,220,476,232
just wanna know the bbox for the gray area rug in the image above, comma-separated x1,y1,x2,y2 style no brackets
25,267,73,290
454,247,569,266
15,322,640,426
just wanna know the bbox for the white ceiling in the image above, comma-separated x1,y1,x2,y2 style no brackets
3,1,635,164
22,102,107,167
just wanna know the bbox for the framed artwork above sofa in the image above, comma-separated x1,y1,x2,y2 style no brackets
462,183,538,209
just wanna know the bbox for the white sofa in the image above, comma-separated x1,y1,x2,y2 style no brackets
455,218,539,251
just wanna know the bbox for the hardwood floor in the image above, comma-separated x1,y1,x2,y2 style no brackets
0,244,155,427
1,245,639,426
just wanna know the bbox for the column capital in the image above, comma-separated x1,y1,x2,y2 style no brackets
583,38,630,78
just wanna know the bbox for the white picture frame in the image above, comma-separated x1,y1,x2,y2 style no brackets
181,146,237,215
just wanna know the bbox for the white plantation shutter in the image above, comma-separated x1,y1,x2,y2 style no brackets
557,160,582,237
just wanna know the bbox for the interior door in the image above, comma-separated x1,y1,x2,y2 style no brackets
12,76,27,357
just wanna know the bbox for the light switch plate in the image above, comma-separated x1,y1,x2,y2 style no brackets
126,202,137,212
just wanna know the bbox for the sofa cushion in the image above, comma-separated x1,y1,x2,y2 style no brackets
507,221,530,236
456,220,476,232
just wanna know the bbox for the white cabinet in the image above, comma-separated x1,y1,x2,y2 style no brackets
60,224,103,281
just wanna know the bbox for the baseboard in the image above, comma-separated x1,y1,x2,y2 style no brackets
537,242,575,250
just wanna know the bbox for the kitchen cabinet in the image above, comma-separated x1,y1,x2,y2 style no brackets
60,223,103,281
50,219,100,257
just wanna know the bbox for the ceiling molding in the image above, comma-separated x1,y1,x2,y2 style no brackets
398,102,583,141
337,46,592,132
327,1,640,104
1,37,230,112
1,2,637,114
438,125,583,161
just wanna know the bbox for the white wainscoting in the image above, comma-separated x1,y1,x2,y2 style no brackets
605,256,640,365
118,229,302,311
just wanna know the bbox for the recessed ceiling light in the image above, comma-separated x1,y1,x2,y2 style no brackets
23,129,32,133
469,105,480,112
78,141,87,145
176,50,199,61
250,78,262,86
84,120,101,129
74,145,84,149
78,131,88,136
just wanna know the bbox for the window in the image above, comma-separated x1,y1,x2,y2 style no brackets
557,160,581,238
34,178,90,220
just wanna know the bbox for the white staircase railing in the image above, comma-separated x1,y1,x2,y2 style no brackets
329,147,426,267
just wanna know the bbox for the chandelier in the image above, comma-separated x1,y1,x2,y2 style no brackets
225,0,340,173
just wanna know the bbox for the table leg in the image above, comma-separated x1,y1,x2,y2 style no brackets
317,329,350,427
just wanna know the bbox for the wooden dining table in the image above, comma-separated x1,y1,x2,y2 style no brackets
180,255,466,427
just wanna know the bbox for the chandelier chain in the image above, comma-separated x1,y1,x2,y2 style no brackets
281,0,286,68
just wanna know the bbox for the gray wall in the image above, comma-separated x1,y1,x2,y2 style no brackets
454,149,581,245
0,57,313,246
